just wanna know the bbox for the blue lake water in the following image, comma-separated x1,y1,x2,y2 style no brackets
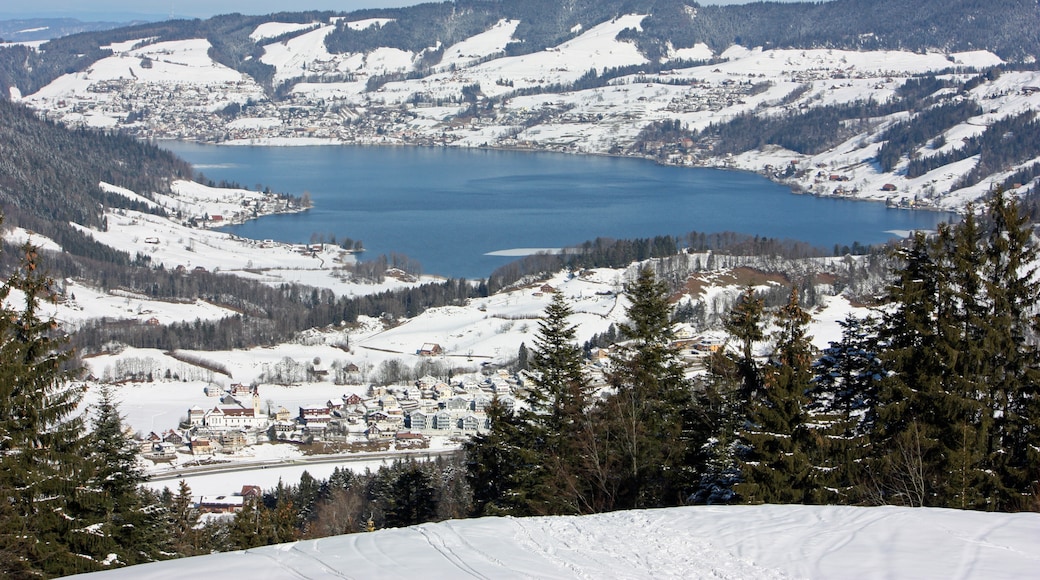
160,142,954,279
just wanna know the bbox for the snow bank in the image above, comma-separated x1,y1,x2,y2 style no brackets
72,504,1040,579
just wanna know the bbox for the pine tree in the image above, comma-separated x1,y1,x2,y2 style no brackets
384,461,438,528
979,189,1040,510
522,292,594,514
737,287,820,504
595,267,695,509
464,398,537,516
809,313,883,502
0,242,93,577
67,384,169,567
722,286,766,405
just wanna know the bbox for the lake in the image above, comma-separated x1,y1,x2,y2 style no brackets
161,142,953,279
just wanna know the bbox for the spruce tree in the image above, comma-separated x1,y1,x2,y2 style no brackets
809,313,883,503
737,287,819,504
384,462,438,528
722,286,766,405
979,189,1040,510
595,267,695,509
72,384,169,566
0,243,92,577
464,398,537,516
873,231,950,506
523,292,593,514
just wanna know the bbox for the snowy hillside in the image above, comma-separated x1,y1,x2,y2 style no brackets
12,9,1039,211
71,504,1040,579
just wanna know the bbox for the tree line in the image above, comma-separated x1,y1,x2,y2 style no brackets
468,189,1040,514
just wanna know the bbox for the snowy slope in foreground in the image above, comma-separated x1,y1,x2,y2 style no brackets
72,505,1038,579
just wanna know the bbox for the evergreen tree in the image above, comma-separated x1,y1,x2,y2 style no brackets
594,267,695,509
0,242,93,577
872,231,950,507
167,480,202,556
737,288,820,504
722,286,766,405
74,384,169,566
464,398,537,516
979,189,1040,510
809,313,883,503
384,461,438,528
522,292,594,514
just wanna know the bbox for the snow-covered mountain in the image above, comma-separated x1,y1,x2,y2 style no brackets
6,2,1040,211
70,504,1040,579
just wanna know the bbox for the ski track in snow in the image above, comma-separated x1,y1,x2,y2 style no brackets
69,505,1040,579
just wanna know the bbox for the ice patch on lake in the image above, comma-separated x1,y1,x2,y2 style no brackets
485,248,563,256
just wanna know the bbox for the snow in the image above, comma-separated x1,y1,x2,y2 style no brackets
435,19,519,72
249,22,317,42
71,504,1040,579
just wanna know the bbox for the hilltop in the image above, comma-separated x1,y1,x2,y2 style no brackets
72,504,1040,579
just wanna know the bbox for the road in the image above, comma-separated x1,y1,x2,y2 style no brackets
147,448,461,484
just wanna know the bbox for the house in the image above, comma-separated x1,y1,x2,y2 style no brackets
460,414,481,432
433,411,453,430
445,395,471,411
881,183,898,192
300,405,332,428
417,343,443,356
188,406,206,427
198,494,244,514
408,410,429,430
220,430,247,451
191,438,215,455
395,431,428,448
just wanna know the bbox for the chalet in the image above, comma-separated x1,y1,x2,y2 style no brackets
445,395,471,411
162,429,184,444
204,384,223,397
220,430,248,451
881,183,898,192
460,414,481,432
198,494,244,514
395,431,428,448
343,393,364,406
417,343,443,356
240,486,262,501
191,438,215,455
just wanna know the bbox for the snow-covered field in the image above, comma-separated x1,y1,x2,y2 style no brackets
72,504,1040,579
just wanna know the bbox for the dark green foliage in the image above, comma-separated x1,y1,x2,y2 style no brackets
464,397,541,516
876,99,983,172
736,288,821,504
809,314,883,503
593,268,697,509
0,99,189,262
909,111,1040,182
0,243,91,576
698,101,890,157
384,462,438,528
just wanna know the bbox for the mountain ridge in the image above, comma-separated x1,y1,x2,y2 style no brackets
2,1,1040,215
